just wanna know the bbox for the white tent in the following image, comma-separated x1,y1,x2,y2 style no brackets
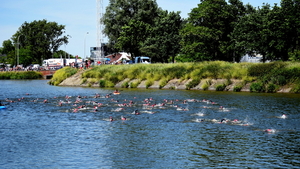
113,52,131,64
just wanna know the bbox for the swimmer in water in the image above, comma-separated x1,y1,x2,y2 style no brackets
220,119,227,123
279,114,287,119
264,129,276,133
133,110,140,115
109,116,114,122
121,116,127,121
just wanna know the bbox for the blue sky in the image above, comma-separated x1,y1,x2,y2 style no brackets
0,0,280,58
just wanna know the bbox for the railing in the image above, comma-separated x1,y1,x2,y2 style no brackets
39,70,57,79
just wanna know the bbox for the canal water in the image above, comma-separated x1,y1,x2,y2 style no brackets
0,80,299,168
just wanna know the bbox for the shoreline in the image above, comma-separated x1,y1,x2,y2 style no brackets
58,70,292,93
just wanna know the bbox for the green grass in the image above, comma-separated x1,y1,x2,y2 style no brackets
48,61,300,93
48,67,78,86
0,71,42,79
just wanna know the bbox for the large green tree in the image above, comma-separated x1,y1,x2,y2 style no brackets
225,0,251,62
102,0,159,57
264,4,290,61
0,40,15,65
281,0,300,60
232,0,300,62
115,19,151,57
179,0,234,62
232,4,271,62
141,10,183,62
12,19,69,66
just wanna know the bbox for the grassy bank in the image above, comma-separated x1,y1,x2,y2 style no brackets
0,71,43,79
49,61,300,93
48,66,78,86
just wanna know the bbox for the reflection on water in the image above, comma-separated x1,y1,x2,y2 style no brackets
0,80,299,168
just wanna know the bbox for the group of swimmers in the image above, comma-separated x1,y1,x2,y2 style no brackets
0,89,287,133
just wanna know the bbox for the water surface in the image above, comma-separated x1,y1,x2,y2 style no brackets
0,80,299,168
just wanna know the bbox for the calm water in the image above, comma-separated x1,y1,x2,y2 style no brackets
0,80,299,168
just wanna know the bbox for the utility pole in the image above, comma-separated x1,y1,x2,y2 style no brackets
97,0,104,61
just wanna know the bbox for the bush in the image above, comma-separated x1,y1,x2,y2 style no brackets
105,80,115,88
248,62,286,77
49,67,78,85
186,78,200,90
130,80,140,88
266,83,277,93
291,81,300,93
233,85,242,92
99,80,106,87
121,81,129,88
81,78,87,84
145,80,154,89
216,84,226,91
250,82,264,92
277,75,287,86
159,78,169,89
0,71,42,79
201,83,209,90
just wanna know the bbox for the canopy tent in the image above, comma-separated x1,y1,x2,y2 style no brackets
113,52,131,64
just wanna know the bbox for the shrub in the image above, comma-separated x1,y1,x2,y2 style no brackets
105,80,115,88
248,62,286,77
201,83,209,90
233,85,242,92
145,80,154,89
81,78,87,84
89,78,98,84
266,83,277,93
121,81,129,88
130,80,140,88
49,67,77,85
277,75,287,86
99,80,106,87
159,78,169,89
216,84,226,91
225,79,232,86
0,71,42,80
291,84,300,93
169,86,175,90
190,68,204,79
186,78,200,90
250,82,264,92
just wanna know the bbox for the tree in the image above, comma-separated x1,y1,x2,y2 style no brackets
263,4,290,61
141,10,183,63
11,19,69,66
179,0,233,62
232,4,273,62
116,19,151,57
102,0,159,57
225,0,249,62
0,40,15,65
233,1,300,62
281,0,300,60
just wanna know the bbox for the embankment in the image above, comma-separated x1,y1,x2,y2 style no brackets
0,71,43,79
49,61,300,93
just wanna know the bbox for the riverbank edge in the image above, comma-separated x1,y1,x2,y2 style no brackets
58,70,292,93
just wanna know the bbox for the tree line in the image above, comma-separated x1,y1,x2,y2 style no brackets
103,0,300,62
1,0,299,66
0,19,70,67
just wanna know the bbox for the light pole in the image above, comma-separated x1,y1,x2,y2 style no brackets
17,34,24,66
84,32,89,59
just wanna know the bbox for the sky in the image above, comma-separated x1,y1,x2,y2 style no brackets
0,0,281,58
